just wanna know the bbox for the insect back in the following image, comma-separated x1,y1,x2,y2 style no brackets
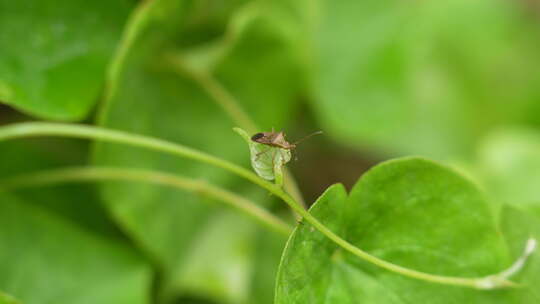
234,127,291,186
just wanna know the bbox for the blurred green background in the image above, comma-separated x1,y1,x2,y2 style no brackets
1,0,540,303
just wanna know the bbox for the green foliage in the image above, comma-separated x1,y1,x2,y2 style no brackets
0,136,151,304
1,0,540,303
92,0,299,302
0,192,150,304
308,0,540,159
276,158,536,303
0,0,133,120
0,140,121,236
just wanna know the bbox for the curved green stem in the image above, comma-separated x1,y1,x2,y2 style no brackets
0,167,292,236
0,122,271,188
0,122,517,289
173,57,258,135
100,0,157,122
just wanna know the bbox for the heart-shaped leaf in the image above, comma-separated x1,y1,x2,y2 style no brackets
276,157,530,303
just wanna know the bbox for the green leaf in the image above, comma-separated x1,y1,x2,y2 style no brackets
234,127,291,185
0,0,134,120
276,157,527,303
276,184,349,304
0,192,151,304
307,0,540,159
93,0,300,301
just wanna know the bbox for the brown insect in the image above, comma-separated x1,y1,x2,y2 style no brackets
251,129,323,150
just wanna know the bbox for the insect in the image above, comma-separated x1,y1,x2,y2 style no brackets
251,129,323,159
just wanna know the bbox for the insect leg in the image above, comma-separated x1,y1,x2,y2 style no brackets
254,147,271,161
271,149,277,169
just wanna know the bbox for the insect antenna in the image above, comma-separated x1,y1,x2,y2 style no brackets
293,131,323,145
291,131,322,162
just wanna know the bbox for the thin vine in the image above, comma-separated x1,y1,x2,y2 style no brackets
0,167,292,235
0,122,524,289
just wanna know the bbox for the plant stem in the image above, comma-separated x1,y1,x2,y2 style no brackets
189,65,258,135
0,122,518,289
101,0,156,115
0,167,292,236
0,122,271,188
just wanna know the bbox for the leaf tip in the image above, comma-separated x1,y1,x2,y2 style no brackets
233,127,250,143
